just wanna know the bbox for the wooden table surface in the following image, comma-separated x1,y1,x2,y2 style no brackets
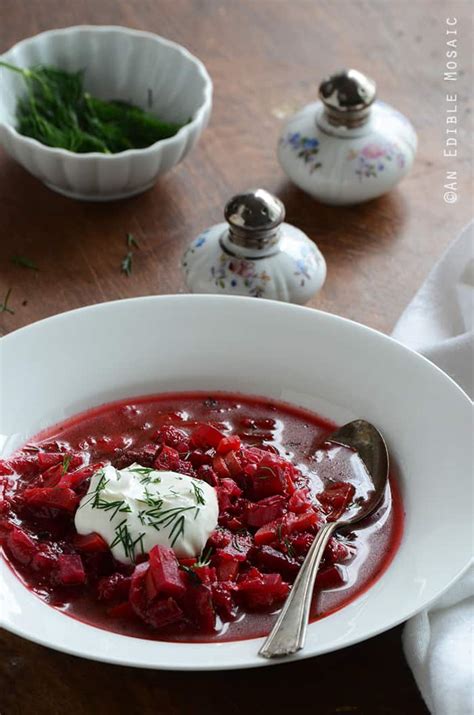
0,1,472,713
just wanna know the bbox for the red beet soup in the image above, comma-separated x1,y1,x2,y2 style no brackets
0,392,403,642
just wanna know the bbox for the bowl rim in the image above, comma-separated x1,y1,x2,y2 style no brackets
0,24,213,160
1,294,472,670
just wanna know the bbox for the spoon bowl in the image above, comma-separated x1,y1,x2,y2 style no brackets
259,419,390,658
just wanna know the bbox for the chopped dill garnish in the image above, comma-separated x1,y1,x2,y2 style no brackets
121,251,133,276
191,480,206,505
61,454,72,474
195,545,213,567
0,288,14,315
11,255,39,271
110,520,145,562
126,233,139,249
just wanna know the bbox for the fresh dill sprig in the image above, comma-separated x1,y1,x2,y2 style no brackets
194,545,213,568
0,61,184,154
110,519,145,562
191,480,206,505
11,255,39,271
126,233,139,249
121,251,133,276
0,288,14,315
62,454,72,474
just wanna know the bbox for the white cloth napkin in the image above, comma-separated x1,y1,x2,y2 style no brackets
392,221,474,715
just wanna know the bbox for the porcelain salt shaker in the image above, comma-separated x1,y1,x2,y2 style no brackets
278,69,417,205
182,189,326,304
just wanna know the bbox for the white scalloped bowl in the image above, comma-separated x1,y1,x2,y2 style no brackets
0,26,212,200
0,296,472,670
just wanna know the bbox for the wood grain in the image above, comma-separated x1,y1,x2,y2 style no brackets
0,0,472,712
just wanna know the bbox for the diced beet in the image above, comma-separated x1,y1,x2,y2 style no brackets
24,486,79,513
254,545,300,578
216,478,242,511
254,518,283,545
190,424,224,450
213,455,231,480
98,573,132,601
215,530,253,562
59,462,106,490
289,488,312,514
0,460,14,476
217,435,241,455
196,464,218,487
238,571,290,609
147,545,186,598
37,452,63,471
146,597,184,629
189,450,212,468
289,531,315,556
324,537,351,565
251,454,286,498
152,425,190,454
7,526,38,565
245,495,286,527
215,558,239,582
129,562,149,618
8,454,39,477
223,450,241,478
316,565,346,590
286,509,320,533
186,583,216,631
175,460,194,477
318,482,355,520
115,444,158,469
193,565,217,584
208,528,232,549
73,532,109,553
212,582,237,621
38,464,64,488
58,554,86,585
107,601,136,620
154,445,181,472
31,547,59,576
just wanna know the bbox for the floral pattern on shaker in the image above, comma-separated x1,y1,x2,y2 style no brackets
211,254,272,298
280,132,322,173
347,142,406,180
293,244,316,287
182,230,209,275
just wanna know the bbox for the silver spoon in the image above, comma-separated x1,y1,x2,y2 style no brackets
259,419,389,659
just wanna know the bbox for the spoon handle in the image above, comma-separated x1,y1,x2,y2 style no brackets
258,520,338,658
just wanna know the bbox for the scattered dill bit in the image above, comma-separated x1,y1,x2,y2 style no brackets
191,480,206,505
256,466,276,480
195,545,213,568
276,523,283,542
61,454,72,474
126,233,139,249
179,563,201,584
78,469,108,509
0,61,184,154
169,515,186,547
121,251,133,276
283,537,295,558
0,288,14,315
110,520,145,562
11,255,39,271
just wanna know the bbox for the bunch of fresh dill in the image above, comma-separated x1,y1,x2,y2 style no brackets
0,61,184,153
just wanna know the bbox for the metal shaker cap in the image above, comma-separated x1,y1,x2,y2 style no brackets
224,189,285,249
319,69,376,127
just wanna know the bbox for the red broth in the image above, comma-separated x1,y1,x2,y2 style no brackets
0,392,403,642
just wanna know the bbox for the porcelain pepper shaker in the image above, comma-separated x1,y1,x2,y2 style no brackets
278,69,417,206
182,188,326,304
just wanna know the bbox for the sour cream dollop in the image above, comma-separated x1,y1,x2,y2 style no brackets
74,464,218,564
